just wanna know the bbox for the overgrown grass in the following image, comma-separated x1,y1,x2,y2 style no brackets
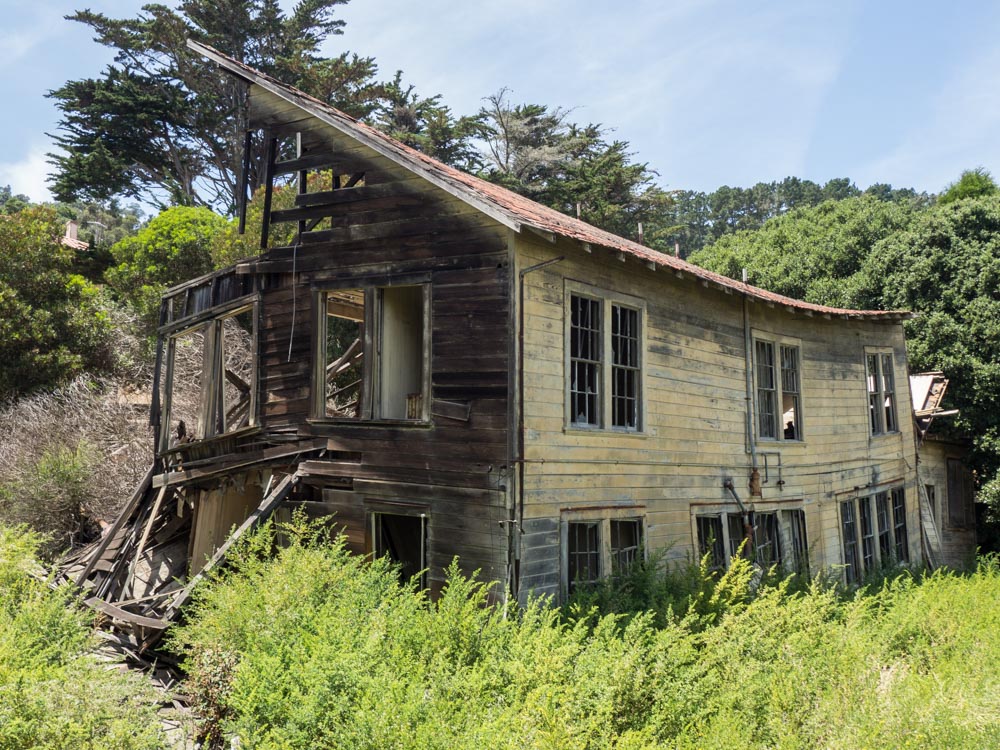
0,526,165,749
171,517,1000,749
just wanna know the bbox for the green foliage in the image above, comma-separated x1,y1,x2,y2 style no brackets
689,195,916,307
474,90,674,245
106,205,228,334
0,526,165,749
49,0,376,210
666,177,927,256
0,206,117,396
171,519,1000,748
940,167,998,205
0,441,97,558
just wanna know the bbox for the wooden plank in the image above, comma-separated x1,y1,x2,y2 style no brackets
431,399,471,422
75,466,154,585
164,473,297,619
85,597,170,630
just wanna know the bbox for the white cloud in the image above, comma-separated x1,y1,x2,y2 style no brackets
0,147,53,204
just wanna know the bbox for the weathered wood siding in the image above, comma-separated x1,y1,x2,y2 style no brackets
920,439,977,569
243,98,513,593
515,233,920,599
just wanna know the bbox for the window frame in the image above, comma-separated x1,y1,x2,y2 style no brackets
752,332,803,443
561,508,646,594
840,485,909,583
312,282,432,424
158,296,260,453
691,504,809,574
564,281,646,433
865,349,899,436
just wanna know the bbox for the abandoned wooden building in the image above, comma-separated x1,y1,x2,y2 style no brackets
61,41,975,638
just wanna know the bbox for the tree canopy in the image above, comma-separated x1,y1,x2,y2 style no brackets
690,184,1000,497
0,207,117,397
48,0,378,211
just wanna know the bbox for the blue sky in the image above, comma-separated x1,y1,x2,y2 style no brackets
3,0,999,205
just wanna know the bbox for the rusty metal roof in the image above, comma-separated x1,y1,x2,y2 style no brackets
189,40,912,322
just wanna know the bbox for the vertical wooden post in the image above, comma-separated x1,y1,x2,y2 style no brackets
296,132,307,239
259,133,278,251
237,130,252,235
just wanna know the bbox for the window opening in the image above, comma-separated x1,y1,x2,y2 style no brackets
867,353,898,435
610,519,642,573
756,340,777,439
926,484,937,522
373,512,427,587
697,515,725,570
787,508,809,573
567,521,601,591
841,500,860,584
218,309,255,434
753,512,782,567
891,487,908,562
859,496,876,570
611,305,640,429
166,325,208,444
875,491,892,562
780,345,800,439
570,295,601,426
318,285,427,421
323,289,365,418
377,286,426,420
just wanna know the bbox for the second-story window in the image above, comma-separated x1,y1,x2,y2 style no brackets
567,286,644,431
315,285,429,422
866,352,898,435
754,338,801,441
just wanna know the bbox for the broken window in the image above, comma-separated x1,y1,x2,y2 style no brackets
563,512,645,593
697,515,725,570
611,305,640,429
610,519,642,573
159,301,259,452
840,500,861,584
567,286,643,431
372,511,427,587
841,486,909,581
755,338,801,441
925,484,937,523
696,508,806,573
892,487,909,563
867,352,898,435
316,285,428,421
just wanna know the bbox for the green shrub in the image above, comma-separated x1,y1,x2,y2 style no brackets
172,517,1000,748
0,525,164,749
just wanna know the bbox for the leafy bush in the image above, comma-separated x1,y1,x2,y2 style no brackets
0,525,165,749
106,205,228,335
172,518,1000,748
0,206,119,397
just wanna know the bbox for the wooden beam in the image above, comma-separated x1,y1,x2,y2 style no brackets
164,473,297,619
260,134,278,250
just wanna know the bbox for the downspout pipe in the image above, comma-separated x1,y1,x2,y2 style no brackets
742,268,762,496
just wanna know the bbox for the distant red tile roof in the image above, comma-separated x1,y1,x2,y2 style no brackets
189,40,912,322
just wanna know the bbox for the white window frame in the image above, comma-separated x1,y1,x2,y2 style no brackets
564,281,646,433
561,508,646,594
752,332,803,442
865,349,899,436
840,485,909,583
691,504,809,574
313,283,432,423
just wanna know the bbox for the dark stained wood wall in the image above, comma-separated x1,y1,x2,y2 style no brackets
244,151,514,592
